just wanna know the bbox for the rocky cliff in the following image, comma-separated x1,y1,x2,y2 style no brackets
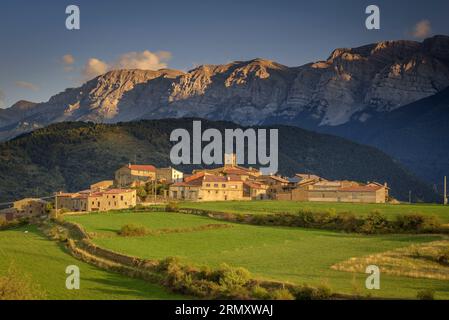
1,35,448,142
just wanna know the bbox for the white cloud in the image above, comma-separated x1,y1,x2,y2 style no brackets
15,81,39,91
62,54,75,65
82,58,109,81
113,50,172,70
62,54,75,72
81,50,172,81
412,20,432,39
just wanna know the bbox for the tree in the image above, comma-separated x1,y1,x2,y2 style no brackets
136,187,147,201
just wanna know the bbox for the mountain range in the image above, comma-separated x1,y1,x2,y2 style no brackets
0,119,437,203
0,35,448,188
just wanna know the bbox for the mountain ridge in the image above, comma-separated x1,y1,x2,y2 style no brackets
1,35,448,142
0,118,438,203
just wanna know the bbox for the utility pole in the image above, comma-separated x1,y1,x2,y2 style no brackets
154,172,157,203
54,192,58,218
444,176,448,206
409,190,412,205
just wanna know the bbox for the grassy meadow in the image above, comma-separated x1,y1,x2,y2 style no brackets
0,225,184,300
180,200,449,223
66,211,449,299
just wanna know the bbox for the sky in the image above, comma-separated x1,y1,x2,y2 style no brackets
1,0,449,108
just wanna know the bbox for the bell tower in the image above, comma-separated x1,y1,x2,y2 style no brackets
224,153,237,167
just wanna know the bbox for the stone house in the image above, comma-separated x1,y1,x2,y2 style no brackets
277,179,389,204
156,167,184,183
56,189,137,212
90,180,114,191
0,198,48,221
169,172,269,202
115,164,156,187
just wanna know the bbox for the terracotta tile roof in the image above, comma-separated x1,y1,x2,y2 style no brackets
57,193,78,198
184,172,206,183
103,189,134,194
128,164,156,172
172,179,203,187
263,175,289,183
203,175,228,182
339,185,384,192
222,168,249,175
203,175,242,183
295,173,322,180
244,181,266,189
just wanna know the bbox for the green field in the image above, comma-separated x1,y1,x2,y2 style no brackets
66,211,449,299
180,201,449,223
0,225,184,300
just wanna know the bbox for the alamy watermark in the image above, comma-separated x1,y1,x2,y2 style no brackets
66,5,80,30
365,5,380,30
170,121,279,174
365,265,380,290
65,265,80,290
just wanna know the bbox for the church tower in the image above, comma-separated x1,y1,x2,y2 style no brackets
224,153,237,167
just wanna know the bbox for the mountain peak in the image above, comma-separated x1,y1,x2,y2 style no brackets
9,100,38,111
1,36,449,140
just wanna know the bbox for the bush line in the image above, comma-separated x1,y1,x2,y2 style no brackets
45,219,363,300
173,207,447,235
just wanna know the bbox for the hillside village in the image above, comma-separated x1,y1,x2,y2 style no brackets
0,153,390,222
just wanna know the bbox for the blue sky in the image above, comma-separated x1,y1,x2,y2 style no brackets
1,0,449,108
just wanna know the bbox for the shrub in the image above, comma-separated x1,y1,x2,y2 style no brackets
118,224,149,237
47,226,69,241
136,188,147,200
251,285,270,300
293,283,332,300
315,283,333,300
417,289,435,300
133,204,146,211
334,212,361,232
0,216,7,227
217,264,251,291
395,214,441,233
165,202,179,212
0,263,46,300
157,257,183,272
269,288,295,300
360,211,390,234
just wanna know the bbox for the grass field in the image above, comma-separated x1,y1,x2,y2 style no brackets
66,211,449,299
180,201,449,223
0,225,184,300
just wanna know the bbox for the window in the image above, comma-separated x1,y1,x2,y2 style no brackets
222,184,226,188
206,184,211,187
214,184,218,188
121,196,124,201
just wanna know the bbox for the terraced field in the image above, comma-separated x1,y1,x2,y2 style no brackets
65,211,449,299
180,201,449,223
0,225,184,300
